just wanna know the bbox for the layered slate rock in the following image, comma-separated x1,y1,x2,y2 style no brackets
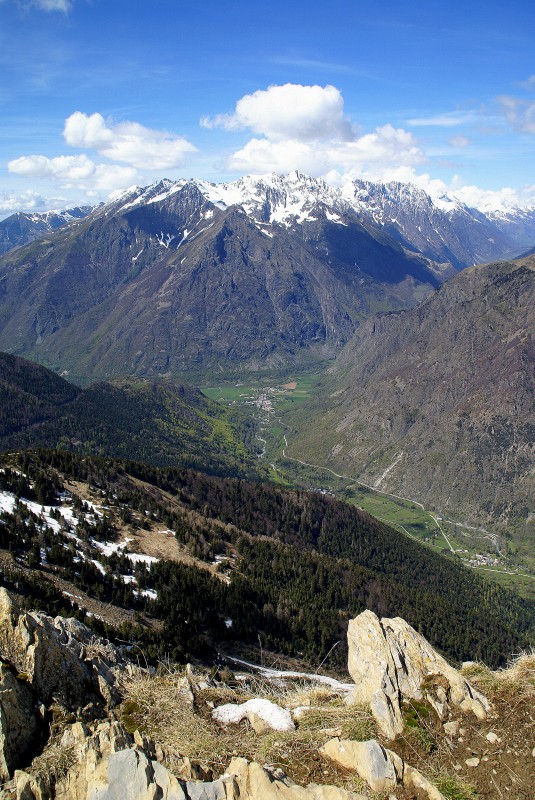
345,610,489,738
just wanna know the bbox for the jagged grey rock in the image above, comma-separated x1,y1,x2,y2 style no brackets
0,664,39,780
345,610,489,738
319,739,399,792
185,780,226,800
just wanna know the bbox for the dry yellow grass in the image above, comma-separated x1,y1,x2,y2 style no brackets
461,648,535,700
120,668,377,788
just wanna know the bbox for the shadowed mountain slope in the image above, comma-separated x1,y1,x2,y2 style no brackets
0,352,258,478
0,178,448,382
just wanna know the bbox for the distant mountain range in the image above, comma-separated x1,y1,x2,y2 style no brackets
0,352,259,477
0,206,93,255
289,255,535,538
0,171,533,382
0,174,446,382
3,173,534,267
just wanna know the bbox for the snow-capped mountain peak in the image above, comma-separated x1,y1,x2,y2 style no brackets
93,171,535,269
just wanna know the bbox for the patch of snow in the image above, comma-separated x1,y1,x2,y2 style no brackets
325,209,347,225
91,537,132,557
127,552,159,565
91,559,106,575
156,232,175,249
212,698,295,731
0,491,16,515
227,656,355,691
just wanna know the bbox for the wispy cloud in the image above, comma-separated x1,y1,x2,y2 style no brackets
498,95,535,134
271,56,364,76
16,0,73,11
406,111,478,127
517,74,535,90
450,135,470,148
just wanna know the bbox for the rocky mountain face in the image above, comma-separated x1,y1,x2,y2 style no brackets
0,206,93,255
0,177,442,382
0,172,533,381
347,179,525,268
290,256,535,535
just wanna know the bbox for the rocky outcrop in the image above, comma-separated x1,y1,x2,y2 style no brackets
320,738,446,799
0,664,40,781
224,757,364,800
12,722,364,800
0,588,141,781
345,610,489,738
0,588,135,713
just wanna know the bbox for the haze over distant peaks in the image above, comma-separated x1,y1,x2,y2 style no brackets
0,206,93,255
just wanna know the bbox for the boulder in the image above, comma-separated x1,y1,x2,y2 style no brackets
224,757,365,800
320,738,446,800
345,610,489,738
319,739,400,792
0,664,40,780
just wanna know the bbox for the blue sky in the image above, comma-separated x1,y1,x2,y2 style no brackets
1,0,534,215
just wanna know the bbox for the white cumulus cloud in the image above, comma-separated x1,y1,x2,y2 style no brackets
226,124,425,179
64,111,197,170
202,83,353,142
0,189,55,217
8,154,95,180
207,84,425,181
8,153,137,193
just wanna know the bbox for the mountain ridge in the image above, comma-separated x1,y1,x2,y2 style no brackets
0,205,93,255
0,352,259,478
288,256,535,540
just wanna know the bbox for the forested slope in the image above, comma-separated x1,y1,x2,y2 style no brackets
1,449,532,671
0,352,259,478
